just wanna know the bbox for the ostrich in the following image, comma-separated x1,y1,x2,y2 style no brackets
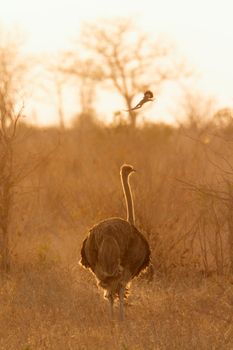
80,164,151,320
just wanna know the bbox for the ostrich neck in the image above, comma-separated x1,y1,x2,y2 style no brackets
121,174,135,225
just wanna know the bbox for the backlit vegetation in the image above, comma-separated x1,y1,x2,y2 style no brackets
1,118,233,348
1,20,233,350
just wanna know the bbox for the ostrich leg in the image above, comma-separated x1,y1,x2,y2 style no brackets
119,287,125,321
109,295,114,318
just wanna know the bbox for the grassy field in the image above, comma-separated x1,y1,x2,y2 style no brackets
1,120,233,349
1,264,233,349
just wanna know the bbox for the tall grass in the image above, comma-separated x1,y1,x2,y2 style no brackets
1,120,233,349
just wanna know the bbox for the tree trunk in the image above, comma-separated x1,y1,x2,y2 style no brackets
125,97,137,129
129,110,137,129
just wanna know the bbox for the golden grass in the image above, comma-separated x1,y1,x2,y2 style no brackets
1,121,233,349
1,262,233,349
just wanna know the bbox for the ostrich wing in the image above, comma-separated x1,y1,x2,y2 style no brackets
80,218,150,280
123,225,151,278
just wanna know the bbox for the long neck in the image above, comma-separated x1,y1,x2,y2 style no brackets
121,173,135,225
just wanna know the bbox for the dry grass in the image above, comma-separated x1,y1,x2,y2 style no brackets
1,263,233,349
1,121,233,349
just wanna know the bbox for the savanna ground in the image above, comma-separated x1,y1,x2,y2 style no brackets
1,119,233,349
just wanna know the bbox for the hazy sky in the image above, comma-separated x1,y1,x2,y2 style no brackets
1,0,233,125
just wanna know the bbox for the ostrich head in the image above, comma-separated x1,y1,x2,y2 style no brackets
120,164,136,178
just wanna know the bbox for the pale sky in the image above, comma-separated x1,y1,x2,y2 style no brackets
1,0,233,125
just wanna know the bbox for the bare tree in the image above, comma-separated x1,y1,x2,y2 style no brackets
78,18,186,128
57,52,102,127
0,31,28,272
178,89,216,129
49,67,66,130
213,107,233,128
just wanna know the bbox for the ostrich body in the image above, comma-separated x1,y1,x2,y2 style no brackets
80,164,151,320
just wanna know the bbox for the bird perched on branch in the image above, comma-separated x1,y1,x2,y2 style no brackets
80,164,151,320
125,90,154,111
